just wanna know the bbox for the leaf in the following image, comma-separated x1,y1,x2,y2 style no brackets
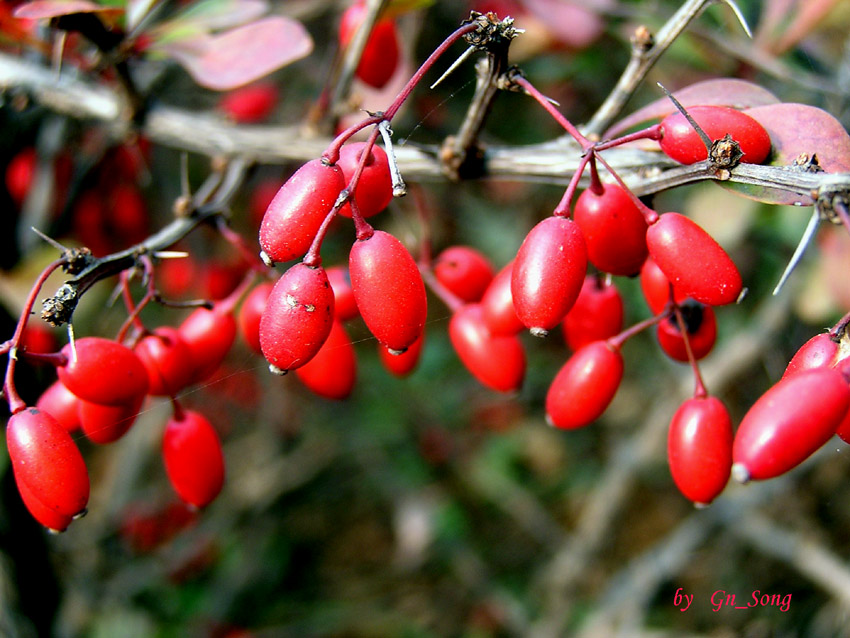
746,103,850,173
157,16,312,91
720,103,850,205
171,0,268,32
604,79,780,139
13,0,122,19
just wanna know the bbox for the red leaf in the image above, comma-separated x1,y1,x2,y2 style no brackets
605,79,780,139
159,16,313,91
14,0,121,19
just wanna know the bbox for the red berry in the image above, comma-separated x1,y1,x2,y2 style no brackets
338,3,400,89
546,341,623,429
16,478,74,532
656,302,717,362
434,245,495,303
258,159,346,265
563,276,624,351
218,82,278,123
337,142,393,219
449,304,526,393
295,319,357,400
238,281,274,355
162,410,225,508
6,147,36,205
249,178,283,229
21,323,57,355
349,230,427,353
36,380,81,432
646,212,742,307
78,394,143,445
659,105,772,165
732,368,850,482
57,337,149,406
379,331,424,377
511,216,587,336
639,255,688,315
573,184,648,276
178,305,238,383
6,408,89,521
327,265,359,321
667,396,733,506
135,327,195,397
259,263,335,373
480,260,524,336
781,332,840,380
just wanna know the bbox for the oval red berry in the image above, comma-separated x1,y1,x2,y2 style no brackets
511,216,587,336
732,368,850,482
646,212,742,307
258,159,345,265
659,105,771,165
349,230,427,353
667,396,733,506
162,410,225,508
259,263,335,373
57,337,149,406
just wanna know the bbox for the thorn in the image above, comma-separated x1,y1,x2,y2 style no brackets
377,120,406,197
152,251,190,259
773,210,820,295
51,31,66,79
67,323,77,363
179,152,191,200
431,44,476,90
31,227,68,252
720,0,753,39
657,82,713,154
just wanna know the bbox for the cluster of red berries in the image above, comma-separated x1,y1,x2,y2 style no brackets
245,98,850,512
10,292,245,531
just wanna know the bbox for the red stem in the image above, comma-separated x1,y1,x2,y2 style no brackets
4,259,65,414
671,304,708,399
513,76,591,148
552,151,595,217
420,266,464,314
607,306,669,350
594,123,663,151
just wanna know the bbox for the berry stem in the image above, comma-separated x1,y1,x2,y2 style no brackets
420,266,464,314
4,259,65,414
512,75,591,149
671,304,708,399
592,152,660,224
382,21,479,122
594,123,663,151
607,308,668,350
552,151,595,217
